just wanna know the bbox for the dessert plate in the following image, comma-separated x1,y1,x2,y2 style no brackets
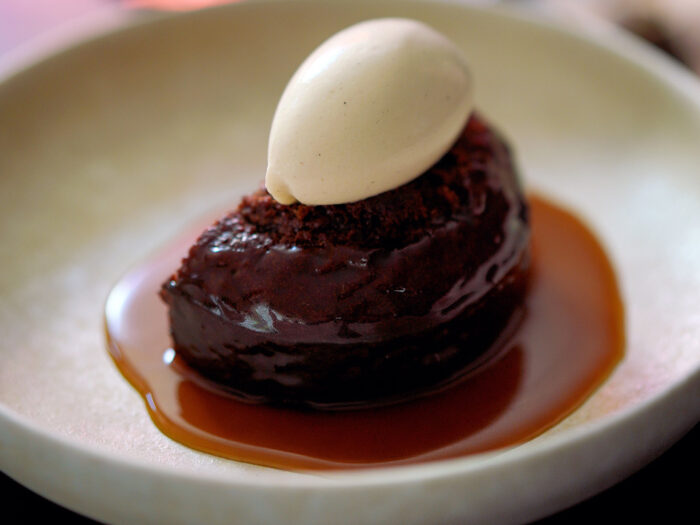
1,1,699,523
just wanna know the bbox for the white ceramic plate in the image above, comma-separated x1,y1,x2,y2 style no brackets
1,1,699,524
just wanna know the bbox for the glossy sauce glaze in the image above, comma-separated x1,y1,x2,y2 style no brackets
105,195,624,470
160,115,530,408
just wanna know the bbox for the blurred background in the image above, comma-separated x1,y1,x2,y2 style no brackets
1,1,699,75
1,1,697,524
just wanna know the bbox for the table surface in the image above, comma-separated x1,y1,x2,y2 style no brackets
1,1,698,523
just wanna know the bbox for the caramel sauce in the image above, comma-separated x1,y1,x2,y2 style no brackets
105,196,624,470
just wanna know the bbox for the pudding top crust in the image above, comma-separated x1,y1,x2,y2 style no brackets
166,113,528,336
209,114,522,251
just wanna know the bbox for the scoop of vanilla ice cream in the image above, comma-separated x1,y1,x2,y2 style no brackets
265,18,474,205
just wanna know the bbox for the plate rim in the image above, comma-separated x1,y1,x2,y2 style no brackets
1,0,699,521
1,365,699,487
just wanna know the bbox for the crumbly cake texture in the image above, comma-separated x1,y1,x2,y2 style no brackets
161,113,530,408
219,115,519,250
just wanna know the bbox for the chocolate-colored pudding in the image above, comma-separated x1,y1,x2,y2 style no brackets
161,114,530,408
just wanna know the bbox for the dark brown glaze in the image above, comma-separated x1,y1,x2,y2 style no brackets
105,196,625,470
160,114,530,407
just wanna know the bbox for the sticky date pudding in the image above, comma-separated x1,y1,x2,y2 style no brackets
160,114,530,408
106,18,624,469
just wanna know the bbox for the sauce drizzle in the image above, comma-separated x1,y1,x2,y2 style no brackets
105,196,624,470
